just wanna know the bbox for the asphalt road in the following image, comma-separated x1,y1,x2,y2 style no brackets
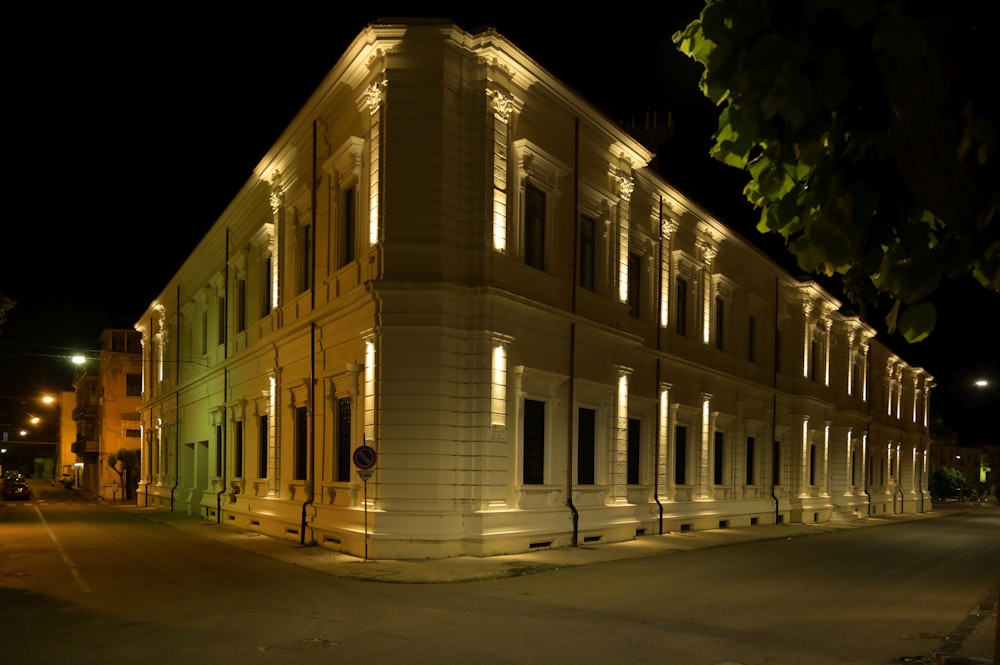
2,479,998,665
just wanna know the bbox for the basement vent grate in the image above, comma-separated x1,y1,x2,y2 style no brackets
529,540,552,550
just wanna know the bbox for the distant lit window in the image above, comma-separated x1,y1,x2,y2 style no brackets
126,373,141,397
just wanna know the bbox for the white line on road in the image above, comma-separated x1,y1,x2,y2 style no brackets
32,503,91,593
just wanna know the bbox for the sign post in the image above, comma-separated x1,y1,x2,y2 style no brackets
352,444,378,560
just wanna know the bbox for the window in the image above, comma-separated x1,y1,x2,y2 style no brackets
258,415,268,479
850,448,857,486
674,425,687,484
852,356,864,397
745,436,756,485
336,397,351,482
201,310,208,355
577,408,595,485
297,223,312,294
627,418,640,485
236,278,246,333
124,428,141,438
261,255,273,317
234,420,244,478
294,406,308,480
714,296,725,349
217,296,226,345
579,215,596,290
215,425,223,477
747,315,756,362
713,431,724,484
675,278,688,336
524,183,545,270
126,373,141,397
340,185,357,267
627,252,641,318
772,440,781,486
523,399,545,484
810,340,820,381
809,443,816,485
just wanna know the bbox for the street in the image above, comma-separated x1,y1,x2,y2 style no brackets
2,478,998,665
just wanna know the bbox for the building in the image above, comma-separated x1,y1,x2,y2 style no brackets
71,328,143,500
134,20,934,559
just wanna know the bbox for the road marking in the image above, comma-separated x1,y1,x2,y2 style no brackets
32,504,91,593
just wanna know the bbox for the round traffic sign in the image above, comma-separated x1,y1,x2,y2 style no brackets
353,444,377,470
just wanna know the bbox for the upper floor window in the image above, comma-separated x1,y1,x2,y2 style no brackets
714,296,725,350
216,295,226,346
126,373,142,397
236,278,246,333
627,252,641,317
261,254,273,318
579,215,596,290
524,183,545,270
340,185,357,268
297,222,312,294
675,277,688,336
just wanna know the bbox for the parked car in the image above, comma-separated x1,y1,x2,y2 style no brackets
3,475,30,501
4,481,30,500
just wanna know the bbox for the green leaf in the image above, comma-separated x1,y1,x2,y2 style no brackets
897,302,936,343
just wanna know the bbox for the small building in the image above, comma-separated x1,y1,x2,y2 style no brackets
71,329,143,500
135,20,934,559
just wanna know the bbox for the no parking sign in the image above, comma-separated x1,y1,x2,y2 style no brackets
353,444,377,478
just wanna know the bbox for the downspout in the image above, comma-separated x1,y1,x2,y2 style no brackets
654,196,664,533
301,323,317,544
170,285,181,510
566,116,580,546
216,230,230,521
771,277,779,523
863,349,872,514
216,369,228,523
301,121,318,544
145,314,154,508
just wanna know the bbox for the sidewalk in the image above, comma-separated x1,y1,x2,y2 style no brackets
115,503,996,663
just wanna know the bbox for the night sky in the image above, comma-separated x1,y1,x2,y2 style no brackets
3,4,997,441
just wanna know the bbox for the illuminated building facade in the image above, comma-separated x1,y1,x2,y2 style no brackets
134,20,933,559
71,328,144,500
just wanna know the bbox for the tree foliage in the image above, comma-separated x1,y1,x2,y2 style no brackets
674,0,998,342
928,467,970,501
108,448,141,501
0,292,14,334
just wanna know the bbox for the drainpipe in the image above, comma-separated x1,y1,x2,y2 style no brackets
216,230,230,522
770,278,779,523
301,323,317,544
170,285,182,511
300,122,319,545
216,369,228,523
653,196,664,534
565,116,581,546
